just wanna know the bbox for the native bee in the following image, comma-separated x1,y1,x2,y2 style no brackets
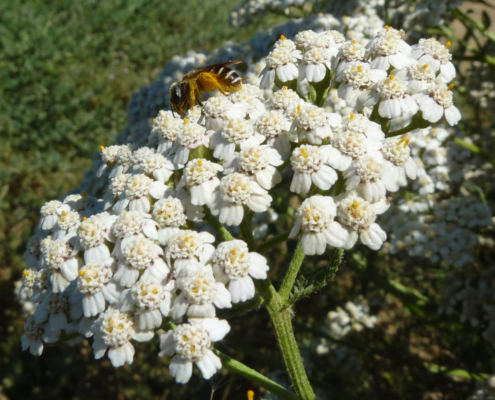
170,61,245,115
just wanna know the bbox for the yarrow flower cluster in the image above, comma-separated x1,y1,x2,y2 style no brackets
19,18,466,392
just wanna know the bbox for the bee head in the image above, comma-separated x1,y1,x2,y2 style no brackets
170,82,185,115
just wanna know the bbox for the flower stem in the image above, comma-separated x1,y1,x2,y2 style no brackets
255,229,291,254
258,279,316,400
213,349,299,400
278,241,305,302
240,209,256,249
205,211,234,241
387,113,431,137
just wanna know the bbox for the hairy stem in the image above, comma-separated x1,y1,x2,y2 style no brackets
258,279,316,400
387,113,431,137
213,349,299,400
278,241,306,302
240,209,256,248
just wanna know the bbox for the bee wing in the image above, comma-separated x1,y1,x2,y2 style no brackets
182,61,243,79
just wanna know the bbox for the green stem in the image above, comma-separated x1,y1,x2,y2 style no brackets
162,321,296,399
205,211,234,241
255,229,291,254
240,209,255,249
278,241,306,302
387,113,431,137
258,279,316,400
213,349,299,400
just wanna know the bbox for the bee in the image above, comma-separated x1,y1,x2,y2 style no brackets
170,61,245,115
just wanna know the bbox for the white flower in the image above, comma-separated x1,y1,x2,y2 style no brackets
327,130,383,172
259,46,302,88
115,236,169,287
367,27,414,70
97,145,121,177
74,259,120,317
336,62,386,108
336,39,367,74
411,38,455,82
39,200,71,231
171,266,232,318
173,119,210,164
159,318,230,383
228,88,266,120
290,104,341,144
53,210,81,239
138,152,178,183
290,145,337,193
211,240,269,303
112,211,159,258
294,30,319,50
41,236,82,293
21,316,60,356
104,173,131,209
376,75,419,119
92,308,154,367
131,146,155,169
200,96,247,131
109,144,134,178
381,136,418,187
266,86,301,115
289,196,348,256
120,273,174,330
224,144,283,190
152,197,186,244
113,173,173,215
209,118,265,160
153,114,184,155
209,173,272,226
393,62,437,93
177,158,223,205
337,193,389,250
33,291,69,332
167,230,216,273
299,47,331,83
254,110,292,154
78,214,115,263
413,84,461,126
344,152,397,202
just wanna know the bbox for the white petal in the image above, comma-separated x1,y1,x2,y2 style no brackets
169,356,193,384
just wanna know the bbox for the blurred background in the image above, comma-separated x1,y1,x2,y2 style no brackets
2,0,495,399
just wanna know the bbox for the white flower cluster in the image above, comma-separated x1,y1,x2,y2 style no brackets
19,18,463,389
316,299,376,355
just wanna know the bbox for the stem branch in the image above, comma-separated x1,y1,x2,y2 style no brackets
278,241,306,302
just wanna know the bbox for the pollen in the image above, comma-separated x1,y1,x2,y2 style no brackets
283,86,287,90
61,210,67,216
389,74,395,80
280,34,286,40
83,217,87,221
385,25,389,29
152,119,155,124
448,83,455,90
423,64,429,68
100,145,105,150
230,248,237,255
301,147,308,158
350,113,355,120
79,270,85,276
352,39,357,44
184,117,189,124
446,41,452,49
297,105,301,115
197,159,203,166
23,271,29,276
357,65,363,72
247,390,255,400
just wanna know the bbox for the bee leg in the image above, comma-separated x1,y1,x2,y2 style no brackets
197,98,204,107
197,73,229,96
188,79,199,109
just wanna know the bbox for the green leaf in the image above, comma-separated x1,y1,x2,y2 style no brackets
287,248,343,306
